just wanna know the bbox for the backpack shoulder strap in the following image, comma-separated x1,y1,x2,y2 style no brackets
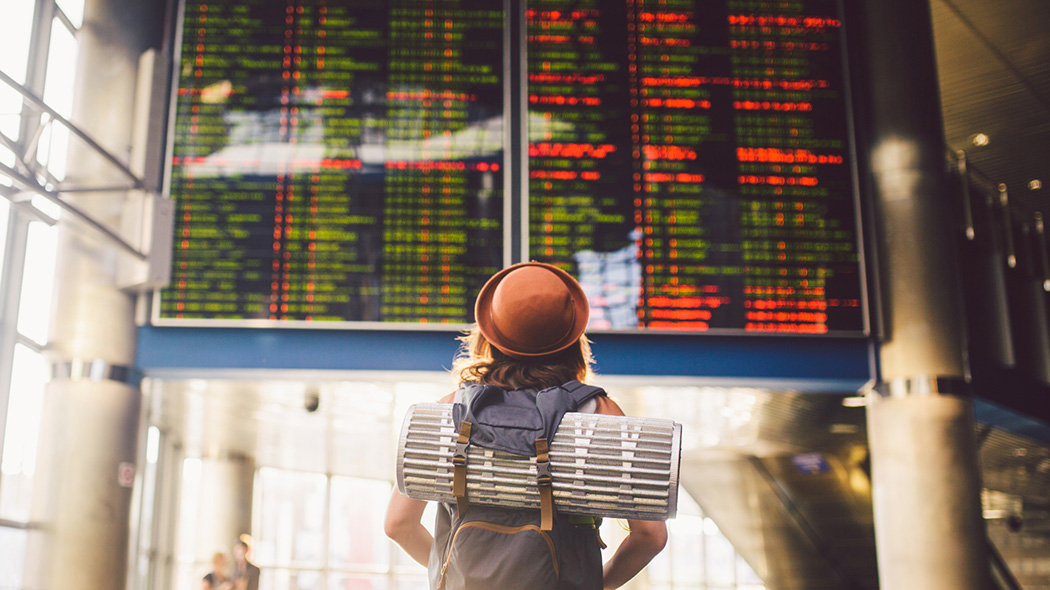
534,436,554,530
531,381,605,530
450,383,490,518
558,380,607,410
452,420,472,516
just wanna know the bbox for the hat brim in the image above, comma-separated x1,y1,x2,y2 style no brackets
474,262,590,358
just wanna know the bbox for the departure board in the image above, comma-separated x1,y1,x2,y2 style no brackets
158,0,505,325
158,0,867,335
527,0,866,334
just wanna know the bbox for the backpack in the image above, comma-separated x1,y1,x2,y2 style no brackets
427,380,608,590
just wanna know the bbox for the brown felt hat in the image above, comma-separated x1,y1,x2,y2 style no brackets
475,262,589,358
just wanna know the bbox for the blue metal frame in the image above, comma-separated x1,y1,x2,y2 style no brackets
137,327,1050,442
136,326,875,391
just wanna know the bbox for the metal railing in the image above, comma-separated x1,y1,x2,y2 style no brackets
0,67,150,261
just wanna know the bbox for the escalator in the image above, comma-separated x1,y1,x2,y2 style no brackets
672,389,1047,590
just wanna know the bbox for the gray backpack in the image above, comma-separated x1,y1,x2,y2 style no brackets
428,381,607,590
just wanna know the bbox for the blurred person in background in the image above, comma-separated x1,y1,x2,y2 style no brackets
201,551,231,590
231,534,260,590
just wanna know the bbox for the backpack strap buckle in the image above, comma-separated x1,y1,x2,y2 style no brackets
535,437,555,530
535,459,552,485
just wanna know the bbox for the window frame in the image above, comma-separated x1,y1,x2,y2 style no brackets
0,1,87,580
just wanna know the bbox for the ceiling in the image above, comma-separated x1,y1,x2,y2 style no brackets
932,0,1050,216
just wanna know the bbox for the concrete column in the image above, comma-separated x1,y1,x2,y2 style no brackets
194,453,256,563
24,0,163,588
28,380,141,589
858,0,990,587
866,382,989,590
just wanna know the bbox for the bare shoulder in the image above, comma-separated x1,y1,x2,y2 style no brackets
593,394,626,416
438,392,455,403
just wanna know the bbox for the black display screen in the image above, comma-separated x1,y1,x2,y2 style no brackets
527,0,865,334
157,0,867,335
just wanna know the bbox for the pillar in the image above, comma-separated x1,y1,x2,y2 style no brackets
866,381,988,589
859,0,990,588
24,0,163,588
194,453,256,563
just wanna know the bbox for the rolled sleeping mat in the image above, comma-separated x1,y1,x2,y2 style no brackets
396,403,682,521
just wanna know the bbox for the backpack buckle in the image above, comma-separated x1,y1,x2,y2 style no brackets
453,421,472,466
534,437,555,530
535,458,552,485
453,439,469,465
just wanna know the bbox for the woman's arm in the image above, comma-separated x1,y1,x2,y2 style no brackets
385,392,454,566
384,487,433,566
593,395,669,589
601,519,668,589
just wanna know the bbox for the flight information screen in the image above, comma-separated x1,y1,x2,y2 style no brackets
527,0,866,334
157,0,505,325
158,0,866,335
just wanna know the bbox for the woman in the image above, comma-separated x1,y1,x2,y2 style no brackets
385,262,667,589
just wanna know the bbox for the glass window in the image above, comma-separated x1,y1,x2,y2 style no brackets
329,477,390,569
36,117,73,184
1,144,15,190
255,468,327,568
672,489,707,587
641,486,765,590
0,105,20,162
0,198,9,279
30,194,63,221
736,554,764,587
261,568,323,590
669,515,705,585
0,1,35,86
332,387,395,481
176,458,202,562
56,0,86,29
0,527,28,588
0,104,19,164
704,518,738,587
327,573,390,590
37,17,79,181
134,428,162,575
0,344,49,522
16,221,58,346
0,0,33,165
646,487,706,588
43,17,77,119
174,563,197,590
392,577,429,590
646,540,673,588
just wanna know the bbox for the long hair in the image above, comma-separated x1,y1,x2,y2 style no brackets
453,326,595,390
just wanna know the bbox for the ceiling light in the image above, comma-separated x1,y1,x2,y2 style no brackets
1029,179,1042,190
970,133,990,147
